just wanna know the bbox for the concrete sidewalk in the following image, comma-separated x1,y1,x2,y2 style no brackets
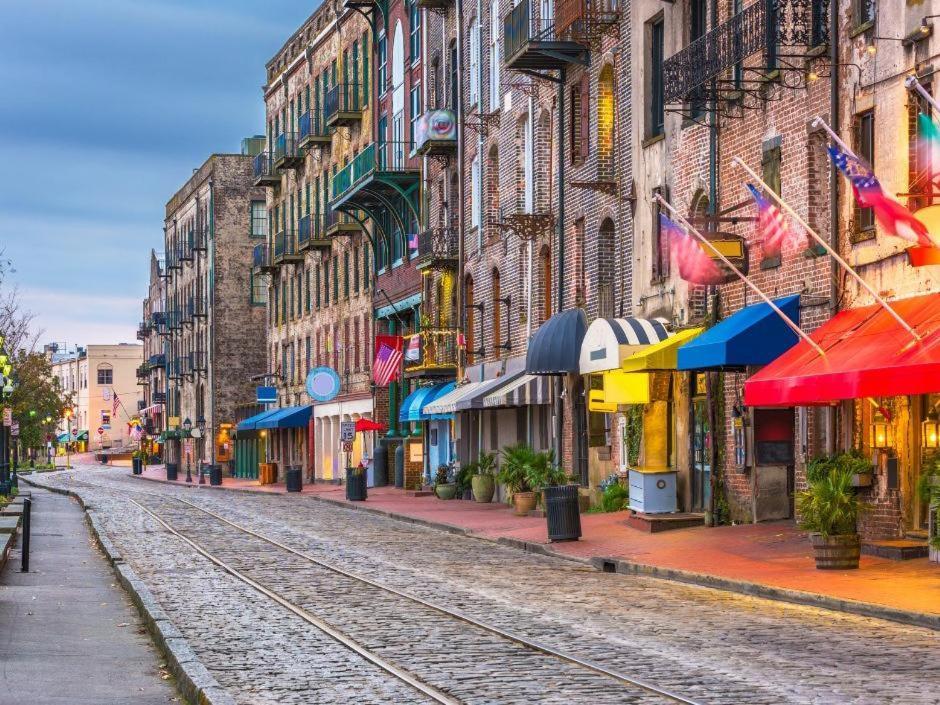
135,464,940,627
0,488,181,705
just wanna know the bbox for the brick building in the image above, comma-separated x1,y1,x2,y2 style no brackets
136,250,167,453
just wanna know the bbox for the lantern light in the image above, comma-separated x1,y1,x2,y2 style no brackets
923,413,940,449
871,419,894,449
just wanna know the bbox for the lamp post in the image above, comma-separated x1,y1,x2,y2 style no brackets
0,342,12,495
44,415,53,467
64,408,73,470
183,417,193,482
194,415,206,485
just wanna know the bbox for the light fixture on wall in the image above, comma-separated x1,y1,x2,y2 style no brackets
923,412,939,449
871,419,893,449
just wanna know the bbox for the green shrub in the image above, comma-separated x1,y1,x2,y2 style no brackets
600,483,629,512
796,467,861,537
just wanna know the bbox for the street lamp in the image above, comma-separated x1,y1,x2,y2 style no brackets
182,417,193,482
0,341,12,495
194,415,206,485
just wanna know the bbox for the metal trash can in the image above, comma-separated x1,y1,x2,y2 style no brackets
544,484,582,542
132,457,142,475
346,467,367,501
393,442,404,489
286,465,302,493
209,464,223,486
166,462,178,482
373,442,388,487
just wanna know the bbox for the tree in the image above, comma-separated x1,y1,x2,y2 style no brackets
0,251,39,354
8,351,71,452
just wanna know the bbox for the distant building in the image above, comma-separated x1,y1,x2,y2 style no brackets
136,250,168,455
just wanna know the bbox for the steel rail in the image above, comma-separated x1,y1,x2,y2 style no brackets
159,494,705,705
128,497,460,705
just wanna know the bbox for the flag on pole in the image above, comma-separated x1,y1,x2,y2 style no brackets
408,231,419,251
827,144,938,247
745,184,806,257
112,390,120,417
918,112,940,162
404,333,421,362
660,214,724,285
372,335,403,387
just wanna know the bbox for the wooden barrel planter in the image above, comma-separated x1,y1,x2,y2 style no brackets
810,533,860,570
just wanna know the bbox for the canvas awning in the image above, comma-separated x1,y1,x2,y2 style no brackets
525,308,588,374
677,295,800,370
236,408,282,432
399,382,455,423
256,406,312,430
621,328,704,372
483,374,550,408
579,317,671,373
744,292,940,406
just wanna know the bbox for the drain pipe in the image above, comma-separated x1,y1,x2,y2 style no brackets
554,66,566,470
827,0,840,454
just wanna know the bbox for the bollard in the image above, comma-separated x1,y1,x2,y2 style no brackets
21,498,31,573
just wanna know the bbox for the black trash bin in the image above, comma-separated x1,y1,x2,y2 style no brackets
346,467,367,501
393,442,404,489
132,457,142,475
166,462,178,482
544,484,582,542
209,464,223,486
373,442,388,487
286,465,302,493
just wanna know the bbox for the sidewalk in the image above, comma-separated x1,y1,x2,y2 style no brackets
135,465,940,628
0,488,180,705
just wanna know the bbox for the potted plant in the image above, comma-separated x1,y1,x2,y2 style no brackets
345,464,367,501
455,462,474,500
498,444,537,515
796,461,864,569
434,464,457,500
471,452,497,503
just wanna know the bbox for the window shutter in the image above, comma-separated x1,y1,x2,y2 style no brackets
579,73,590,162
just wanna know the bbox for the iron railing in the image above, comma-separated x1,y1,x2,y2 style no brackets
252,243,269,269
555,0,619,36
324,83,366,122
504,2,557,61
273,229,299,260
299,110,329,142
331,142,415,201
403,328,460,373
414,226,458,264
274,133,301,165
253,151,277,181
149,353,166,367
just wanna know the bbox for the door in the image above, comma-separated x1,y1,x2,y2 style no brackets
691,398,711,512
752,407,795,521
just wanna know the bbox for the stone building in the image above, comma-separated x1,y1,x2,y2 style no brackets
163,150,268,472
255,3,376,482
136,250,168,450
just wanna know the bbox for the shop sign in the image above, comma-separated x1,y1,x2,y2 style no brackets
408,441,423,463
2,407,11,426
414,110,457,153
256,386,277,404
11,422,19,437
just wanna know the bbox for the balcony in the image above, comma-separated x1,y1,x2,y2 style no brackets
503,1,588,72
252,151,280,187
403,328,460,378
330,142,420,227
324,209,362,237
663,0,829,107
137,321,152,340
149,353,166,368
414,226,458,270
496,206,555,240
554,0,619,43
192,223,208,251
153,391,167,404
273,229,304,265
297,214,331,251
191,350,208,374
414,110,457,157
298,110,331,149
178,235,193,263
136,363,151,381
252,242,278,274
274,133,304,171
325,83,366,128
168,358,182,380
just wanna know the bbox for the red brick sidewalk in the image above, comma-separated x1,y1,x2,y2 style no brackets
134,465,940,626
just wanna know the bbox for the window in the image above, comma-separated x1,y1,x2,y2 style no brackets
854,0,876,28
466,275,476,364
343,252,350,298
250,201,268,238
689,0,708,116
469,18,480,107
353,246,360,293
647,16,664,138
97,366,113,385
449,41,458,110
492,268,502,352
471,154,481,229
305,269,311,313
651,186,670,280
316,265,322,308
569,75,589,163
378,31,387,93
354,317,361,371
489,0,500,110
363,244,371,289
409,0,421,64
332,255,339,301
361,34,370,105
323,260,330,306
251,271,269,306
855,110,875,233
410,85,422,143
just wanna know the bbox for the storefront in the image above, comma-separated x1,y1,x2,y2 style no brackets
312,398,374,481
234,408,281,479
399,381,455,482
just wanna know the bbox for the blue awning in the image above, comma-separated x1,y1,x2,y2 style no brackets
257,405,312,430
236,408,282,432
422,381,456,420
526,308,588,375
400,382,457,423
677,295,801,371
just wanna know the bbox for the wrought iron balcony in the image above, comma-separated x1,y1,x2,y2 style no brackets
252,242,277,274
325,83,366,127
191,350,208,373
136,362,151,380
252,151,280,187
273,229,303,265
414,110,457,157
663,0,829,106
274,133,304,171
416,0,450,8
178,234,193,263
403,328,460,378
331,141,419,205
414,226,458,270
192,222,208,251
323,209,362,237
149,353,166,368
297,214,331,251
137,321,152,340
298,110,331,149
555,0,619,39
503,1,588,72
495,206,555,240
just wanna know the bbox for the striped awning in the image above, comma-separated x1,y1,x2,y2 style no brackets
580,317,671,374
483,374,550,408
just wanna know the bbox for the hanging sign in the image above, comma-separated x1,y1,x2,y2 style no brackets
2,408,11,426
256,386,277,404
306,367,341,402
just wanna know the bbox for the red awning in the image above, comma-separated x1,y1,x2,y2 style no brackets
744,292,940,407
355,418,386,432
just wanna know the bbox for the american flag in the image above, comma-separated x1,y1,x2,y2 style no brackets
408,231,419,251
112,390,120,417
661,214,724,285
372,335,403,387
827,144,938,247
745,184,805,257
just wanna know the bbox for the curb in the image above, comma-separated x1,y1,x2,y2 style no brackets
133,471,940,632
20,476,237,705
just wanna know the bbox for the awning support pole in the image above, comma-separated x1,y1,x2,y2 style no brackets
733,154,922,343
655,195,826,358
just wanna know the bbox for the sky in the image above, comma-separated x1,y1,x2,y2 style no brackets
0,0,319,349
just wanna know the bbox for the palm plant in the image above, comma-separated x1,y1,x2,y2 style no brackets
796,467,860,538
497,443,536,495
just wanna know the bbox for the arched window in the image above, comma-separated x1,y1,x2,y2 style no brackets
540,245,552,323
492,268,502,352
465,274,476,364
597,64,615,180
597,218,616,319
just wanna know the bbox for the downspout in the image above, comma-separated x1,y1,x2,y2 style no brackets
827,0,840,454
706,0,719,525
554,66,566,469
456,0,467,466
526,91,534,447
208,178,216,469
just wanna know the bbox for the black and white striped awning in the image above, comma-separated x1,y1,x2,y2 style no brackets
483,374,551,408
579,317,672,374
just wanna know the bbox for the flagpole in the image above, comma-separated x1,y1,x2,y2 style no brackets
654,195,826,358
732,156,922,343
810,116,855,157
905,76,940,116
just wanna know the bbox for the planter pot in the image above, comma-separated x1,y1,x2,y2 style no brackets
544,484,582,542
346,468,368,501
435,483,457,500
462,488,473,500
166,463,178,482
471,474,496,503
513,491,537,516
850,472,873,488
809,533,860,570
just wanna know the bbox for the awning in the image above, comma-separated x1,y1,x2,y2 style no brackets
400,382,455,423
76,430,89,441
677,295,800,370
455,371,525,411
424,373,523,415
579,317,671,373
483,374,550,407
526,308,588,374
56,433,69,443
355,417,386,432
744,292,940,406
236,408,282,432
621,328,704,372
421,381,457,420
257,405,312,430
599,370,651,405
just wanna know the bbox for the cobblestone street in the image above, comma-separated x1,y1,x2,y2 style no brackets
21,466,940,705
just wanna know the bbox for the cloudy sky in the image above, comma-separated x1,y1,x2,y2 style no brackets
0,0,317,348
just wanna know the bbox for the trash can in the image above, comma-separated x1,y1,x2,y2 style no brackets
373,442,388,487
393,442,404,489
286,465,302,493
544,484,582,542
132,457,142,475
346,467,367,501
209,464,223,486
166,462,178,482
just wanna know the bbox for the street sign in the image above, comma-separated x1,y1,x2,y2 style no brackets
11,422,19,437
256,386,277,404
342,440,354,453
340,421,356,442
2,408,11,426
97,426,104,436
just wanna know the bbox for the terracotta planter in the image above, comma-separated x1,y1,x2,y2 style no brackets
435,483,457,500
471,474,495,503
810,533,860,570
513,491,537,516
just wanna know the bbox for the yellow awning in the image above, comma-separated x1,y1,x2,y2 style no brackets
602,370,650,404
621,328,704,372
